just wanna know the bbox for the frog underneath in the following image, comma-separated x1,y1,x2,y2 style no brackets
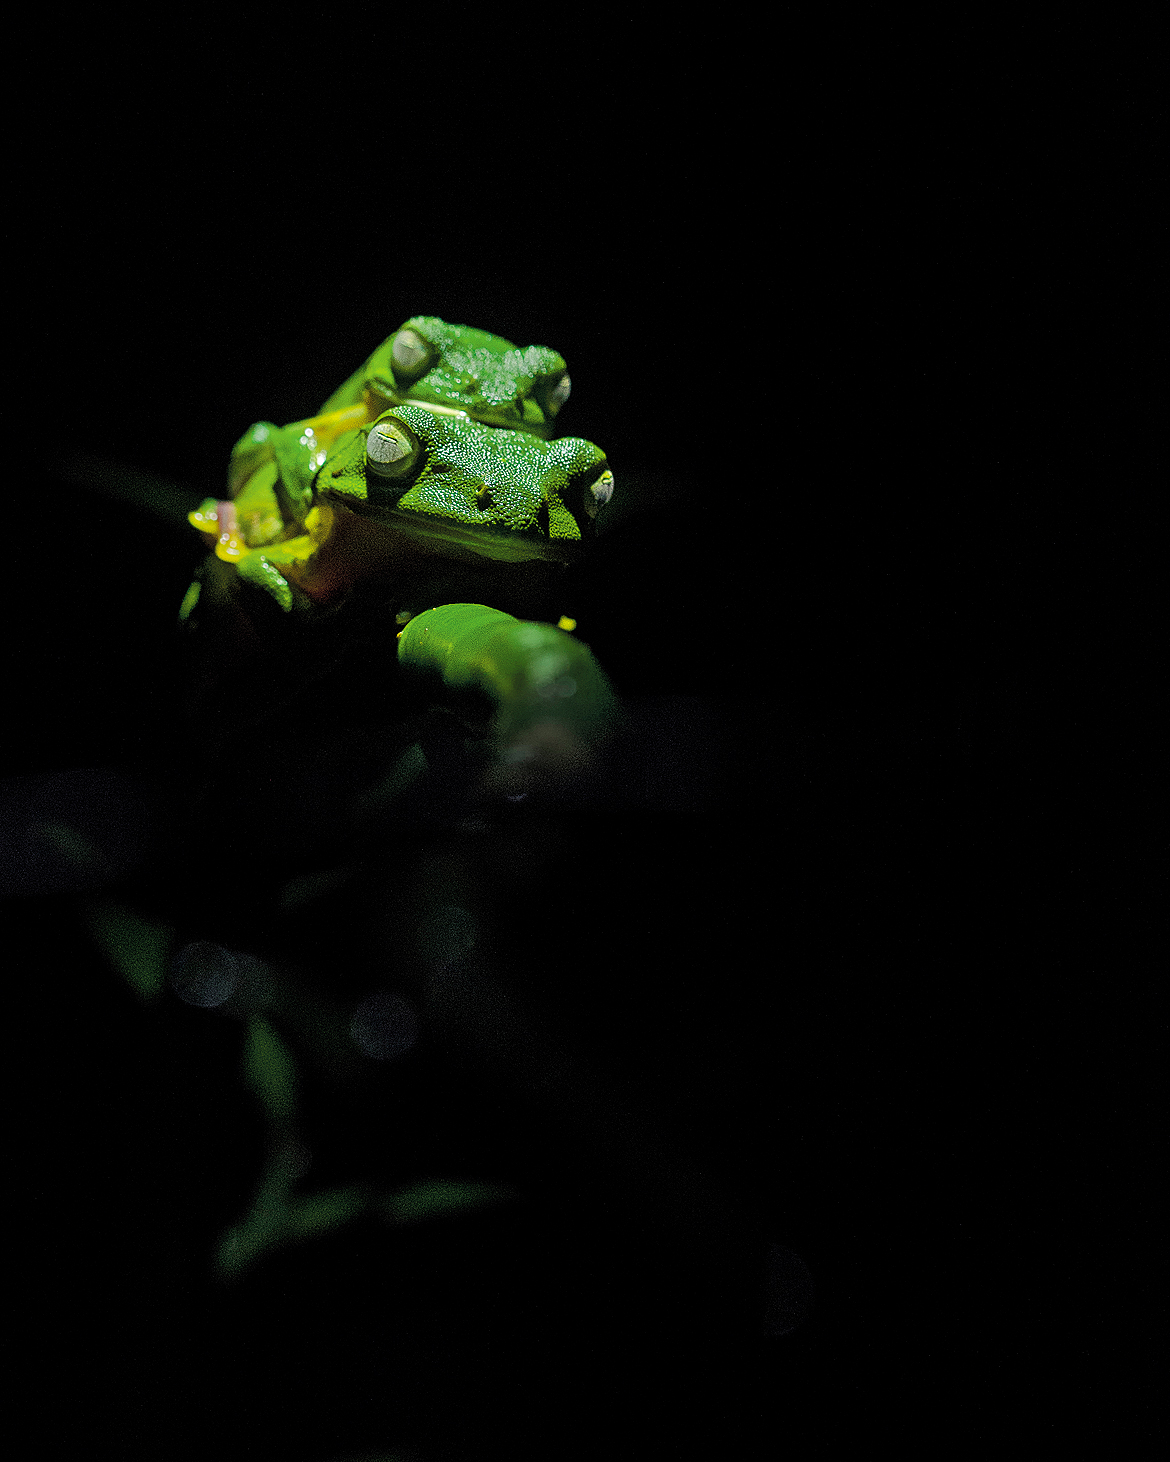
181,316,620,791
185,316,614,615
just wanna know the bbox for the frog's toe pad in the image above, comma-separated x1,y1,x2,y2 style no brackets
236,553,294,612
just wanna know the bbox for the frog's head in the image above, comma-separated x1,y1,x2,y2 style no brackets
360,317,571,438
319,405,613,564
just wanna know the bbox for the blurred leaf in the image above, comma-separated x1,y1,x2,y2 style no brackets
277,863,357,911
242,1014,298,1122
79,898,174,1004
216,1183,367,1279
35,822,109,873
377,1179,517,1225
49,449,196,527
215,1174,518,1279
347,741,429,827
216,1210,288,1279
289,1188,368,1239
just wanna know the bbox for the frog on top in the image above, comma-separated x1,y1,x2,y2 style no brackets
187,317,614,614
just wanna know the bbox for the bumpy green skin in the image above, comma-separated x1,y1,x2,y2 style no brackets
324,405,608,561
319,315,570,436
224,316,578,529
187,317,619,776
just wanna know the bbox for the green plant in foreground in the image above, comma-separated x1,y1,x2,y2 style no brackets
80,896,517,1281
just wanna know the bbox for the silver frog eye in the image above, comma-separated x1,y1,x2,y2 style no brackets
391,328,431,380
547,372,571,413
584,468,614,517
366,419,420,480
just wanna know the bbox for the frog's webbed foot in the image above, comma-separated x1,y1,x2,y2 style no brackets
188,495,332,614
236,551,301,613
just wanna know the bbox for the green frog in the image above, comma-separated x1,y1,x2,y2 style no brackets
180,316,619,797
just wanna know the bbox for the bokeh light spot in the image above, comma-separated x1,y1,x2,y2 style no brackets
350,990,420,1061
169,941,253,1008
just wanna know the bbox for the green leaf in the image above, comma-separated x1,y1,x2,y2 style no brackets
277,863,357,911
214,1175,518,1280
215,1185,367,1280
288,1188,368,1239
347,742,429,828
35,821,109,874
377,1179,517,1225
242,1015,298,1122
216,1211,289,1279
79,898,174,1004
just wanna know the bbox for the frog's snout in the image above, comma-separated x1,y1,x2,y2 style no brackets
585,469,614,518
534,370,571,421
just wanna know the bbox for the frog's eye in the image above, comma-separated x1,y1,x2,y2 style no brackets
582,468,614,519
365,419,423,486
536,371,571,418
390,328,434,384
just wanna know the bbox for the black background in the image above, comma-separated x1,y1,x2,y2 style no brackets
5,13,1158,1461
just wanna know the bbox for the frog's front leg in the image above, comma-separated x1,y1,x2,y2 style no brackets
397,604,619,799
226,405,372,520
186,496,331,613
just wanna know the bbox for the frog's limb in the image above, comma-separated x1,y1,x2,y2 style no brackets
231,509,340,613
187,486,337,613
226,409,359,520
227,421,313,527
303,403,371,446
231,466,285,547
235,552,298,612
229,422,281,497
223,406,374,547
397,605,618,789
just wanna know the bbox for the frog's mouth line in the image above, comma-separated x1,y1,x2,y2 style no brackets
397,400,471,422
368,507,579,565
373,390,551,436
